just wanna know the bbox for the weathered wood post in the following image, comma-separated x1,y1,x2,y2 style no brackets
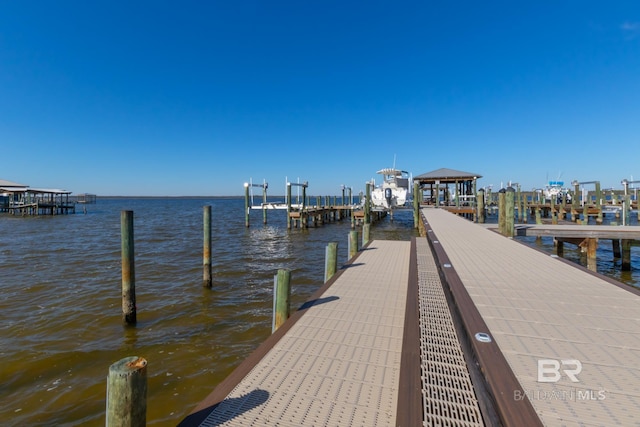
121,210,136,325
498,189,506,236
272,269,291,332
571,182,580,222
362,223,370,246
622,239,632,271
435,180,440,207
262,181,268,224
556,239,564,257
477,189,485,224
612,239,621,258
324,242,338,283
106,356,147,427
586,238,598,271
287,183,292,229
505,187,515,237
203,205,212,288
522,191,529,223
348,230,358,260
244,183,250,228
413,181,420,228
364,182,371,225
595,181,603,224
516,185,523,223
551,196,558,225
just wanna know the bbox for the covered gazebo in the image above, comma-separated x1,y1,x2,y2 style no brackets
413,168,482,207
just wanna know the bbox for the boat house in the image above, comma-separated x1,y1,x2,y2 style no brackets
0,179,77,215
413,168,482,208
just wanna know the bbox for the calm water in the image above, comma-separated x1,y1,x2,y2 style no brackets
1,199,638,426
0,197,418,426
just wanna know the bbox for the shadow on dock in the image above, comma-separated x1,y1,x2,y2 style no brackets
178,389,269,426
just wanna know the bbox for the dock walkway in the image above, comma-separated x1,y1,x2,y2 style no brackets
422,207,640,426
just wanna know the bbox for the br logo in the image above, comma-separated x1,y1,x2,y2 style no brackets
537,359,582,383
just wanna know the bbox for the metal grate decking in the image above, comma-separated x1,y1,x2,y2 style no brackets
416,238,485,427
198,240,411,426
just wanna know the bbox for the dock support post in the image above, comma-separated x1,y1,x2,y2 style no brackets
595,181,603,224
121,210,136,325
505,187,515,237
556,239,564,257
106,356,147,427
244,183,250,228
413,181,420,228
272,269,291,332
364,182,371,224
498,189,506,235
477,189,485,223
586,238,598,271
324,242,338,283
262,183,268,224
203,205,212,288
348,230,358,260
612,239,621,258
287,183,292,229
622,239,632,271
362,223,370,246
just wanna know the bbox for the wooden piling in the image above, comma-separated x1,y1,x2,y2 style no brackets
622,239,632,271
121,210,136,325
505,187,515,237
477,189,485,224
272,269,291,332
106,356,147,427
362,223,370,246
324,242,338,283
364,182,371,224
287,183,292,229
586,238,598,271
612,239,621,258
349,230,358,260
498,189,506,236
413,181,420,228
244,183,250,228
203,205,212,288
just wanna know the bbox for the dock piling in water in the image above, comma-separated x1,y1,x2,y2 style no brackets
324,242,338,283
272,269,291,332
120,210,136,325
203,205,212,288
106,356,147,427
348,230,358,260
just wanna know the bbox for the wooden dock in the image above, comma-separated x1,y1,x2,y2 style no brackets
180,207,640,426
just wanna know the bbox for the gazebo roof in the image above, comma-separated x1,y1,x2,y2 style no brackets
413,168,482,183
0,179,28,188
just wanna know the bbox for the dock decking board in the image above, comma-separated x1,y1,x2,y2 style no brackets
422,207,640,426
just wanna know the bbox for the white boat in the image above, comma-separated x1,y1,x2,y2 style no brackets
370,168,410,210
543,180,572,204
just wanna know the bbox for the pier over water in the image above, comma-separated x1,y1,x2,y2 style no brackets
181,207,640,426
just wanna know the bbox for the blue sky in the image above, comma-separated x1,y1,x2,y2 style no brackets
1,1,639,196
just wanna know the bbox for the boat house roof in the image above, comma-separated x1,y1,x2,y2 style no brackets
413,168,482,184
